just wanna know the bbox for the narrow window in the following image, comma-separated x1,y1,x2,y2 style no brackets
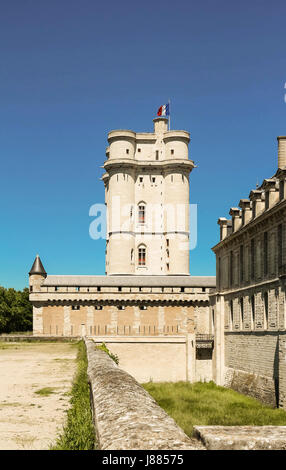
166,239,169,247
97,287,101,292
166,263,169,271
278,224,283,268
118,287,122,292
152,177,156,183
251,295,255,329
131,248,134,263
139,176,143,183
156,150,159,160
126,148,129,154
230,300,233,330
229,251,233,287
180,287,185,292
171,149,174,155
138,148,141,153
265,191,269,210
240,298,244,328
279,180,284,201
264,292,268,329
76,287,80,292
240,245,244,283
264,232,268,275
251,239,255,280
138,204,145,224
138,246,146,266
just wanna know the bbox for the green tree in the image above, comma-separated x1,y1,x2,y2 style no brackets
0,287,32,334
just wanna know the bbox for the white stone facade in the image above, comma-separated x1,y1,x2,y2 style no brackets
103,117,194,275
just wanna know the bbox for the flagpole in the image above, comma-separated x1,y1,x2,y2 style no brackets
168,98,171,130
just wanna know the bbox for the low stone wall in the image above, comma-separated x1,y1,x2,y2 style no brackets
224,367,276,407
0,335,80,343
193,426,286,450
85,339,203,450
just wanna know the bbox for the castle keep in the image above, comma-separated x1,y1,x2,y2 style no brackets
29,117,215,383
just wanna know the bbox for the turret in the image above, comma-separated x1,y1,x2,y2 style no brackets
29,254,47,292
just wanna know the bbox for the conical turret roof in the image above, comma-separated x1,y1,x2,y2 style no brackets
29,254,47,277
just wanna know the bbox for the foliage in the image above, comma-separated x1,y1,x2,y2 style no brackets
51,341,96,450
95,342,119,364
0,286,32,334
143,381,286,437
34,387,56,396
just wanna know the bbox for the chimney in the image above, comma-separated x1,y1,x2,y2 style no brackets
239,199,252,225
262,179,279,209
217,217,228,241
278,136,286,169
229,208,242,232
249,189,264,218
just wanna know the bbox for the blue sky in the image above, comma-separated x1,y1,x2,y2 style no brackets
0,0,285,289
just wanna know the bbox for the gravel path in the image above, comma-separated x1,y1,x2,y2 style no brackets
0,342,77,450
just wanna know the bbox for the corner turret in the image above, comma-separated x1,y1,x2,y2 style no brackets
29,254,47,292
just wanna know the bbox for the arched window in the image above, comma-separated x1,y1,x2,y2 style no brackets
138,245,146,266
138,202,146,224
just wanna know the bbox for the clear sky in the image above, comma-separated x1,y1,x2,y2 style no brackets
1,0,285,289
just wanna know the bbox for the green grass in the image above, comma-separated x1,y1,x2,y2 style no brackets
35,387,56,396
143,381,286,437
51,341,96,450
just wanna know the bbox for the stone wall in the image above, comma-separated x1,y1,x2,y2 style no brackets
278,332,286,408
85,339,203,450
224,332,279,406
94,336,188,383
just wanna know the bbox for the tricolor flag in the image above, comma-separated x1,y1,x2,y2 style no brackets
157,103,170,117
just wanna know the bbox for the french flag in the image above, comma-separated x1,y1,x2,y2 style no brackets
157,103,170,117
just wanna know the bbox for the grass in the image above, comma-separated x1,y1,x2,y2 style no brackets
51,340,96,450
143,381,286,437
35,387,56,396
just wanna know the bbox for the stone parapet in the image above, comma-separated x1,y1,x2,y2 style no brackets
85,339,203,450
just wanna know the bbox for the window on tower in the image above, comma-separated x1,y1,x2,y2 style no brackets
138,203,145,224
138,245,146,266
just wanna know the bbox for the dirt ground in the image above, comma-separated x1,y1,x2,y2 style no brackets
0,341,77,450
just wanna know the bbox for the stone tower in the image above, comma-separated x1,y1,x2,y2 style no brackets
102,117,195,275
